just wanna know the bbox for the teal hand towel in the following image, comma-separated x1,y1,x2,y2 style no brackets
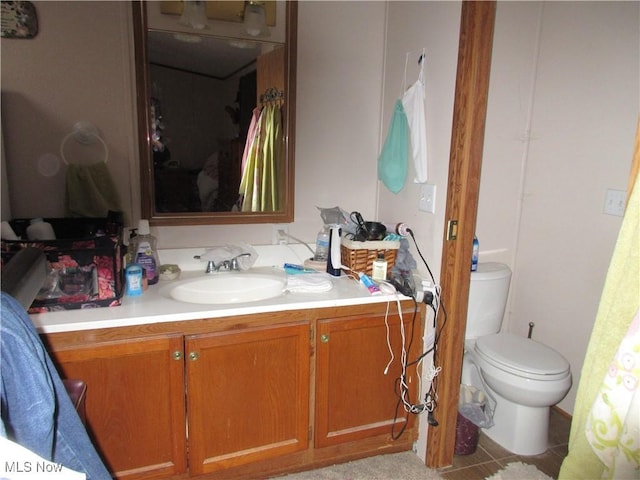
378,100,409,194
64,162,122,218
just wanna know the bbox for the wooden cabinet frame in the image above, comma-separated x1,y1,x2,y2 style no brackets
315,312,421,448
45,301,423,479
186,323,310,475
52,334,187,479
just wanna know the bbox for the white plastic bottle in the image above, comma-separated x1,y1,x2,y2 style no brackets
26,218,56,241
314,226,330,262
1,221,20,240
371,253,388,282
131,219,160,285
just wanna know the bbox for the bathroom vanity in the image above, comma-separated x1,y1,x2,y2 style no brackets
34,248,424,480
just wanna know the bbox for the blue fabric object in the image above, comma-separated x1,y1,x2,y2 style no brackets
378,100,409,194
0,292,111,479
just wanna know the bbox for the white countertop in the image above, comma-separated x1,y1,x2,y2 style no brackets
31,245,408,334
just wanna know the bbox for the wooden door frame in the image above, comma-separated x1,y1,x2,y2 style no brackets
425,1,496,468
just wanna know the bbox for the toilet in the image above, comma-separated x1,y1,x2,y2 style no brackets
461,262,571,456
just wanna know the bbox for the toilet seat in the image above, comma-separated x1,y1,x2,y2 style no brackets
475,332,570,381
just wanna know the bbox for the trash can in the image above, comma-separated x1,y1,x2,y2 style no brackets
454,384,494,455
454,411,480,455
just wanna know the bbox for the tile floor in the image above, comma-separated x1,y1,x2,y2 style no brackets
438,408,572,480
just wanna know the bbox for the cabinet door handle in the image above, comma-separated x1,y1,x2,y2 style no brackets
320,334,330,343
189,352,199,361
172,351,183,360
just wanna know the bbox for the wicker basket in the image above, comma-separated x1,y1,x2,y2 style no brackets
340,238,400,277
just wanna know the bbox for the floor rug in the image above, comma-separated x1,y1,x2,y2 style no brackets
485,461,553,480
273,451,444,480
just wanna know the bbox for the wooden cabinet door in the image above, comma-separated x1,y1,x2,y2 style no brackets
315,310,422,447
185,322,310,476
50,335,187,480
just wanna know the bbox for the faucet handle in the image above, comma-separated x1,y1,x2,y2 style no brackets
205,260,217,274
230,252,251,271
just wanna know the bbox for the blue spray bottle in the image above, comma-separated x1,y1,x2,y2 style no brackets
471,235,479,271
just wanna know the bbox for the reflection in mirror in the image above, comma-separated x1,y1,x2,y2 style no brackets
133,1,296,226
148,31,280,213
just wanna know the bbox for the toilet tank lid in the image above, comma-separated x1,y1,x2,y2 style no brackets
476,332,570,376
471,262,511,281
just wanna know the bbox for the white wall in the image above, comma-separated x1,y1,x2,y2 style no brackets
293,1,387,234
380,1,462,457
379,1,461,283
0,2,137,221
478,1,638,413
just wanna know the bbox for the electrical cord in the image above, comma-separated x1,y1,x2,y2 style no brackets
390,296,422,440
383,300,394,375
404,227,449,427
278,229,316,256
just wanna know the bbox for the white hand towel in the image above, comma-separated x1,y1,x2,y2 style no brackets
286,274,333,293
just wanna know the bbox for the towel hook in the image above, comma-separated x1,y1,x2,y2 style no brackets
60,121,109,165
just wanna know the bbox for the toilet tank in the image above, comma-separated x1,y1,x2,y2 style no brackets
465,262,512,340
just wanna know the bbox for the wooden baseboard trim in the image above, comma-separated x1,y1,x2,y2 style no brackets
551,405,572,420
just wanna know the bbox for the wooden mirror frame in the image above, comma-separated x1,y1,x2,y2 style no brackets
132,1,297,226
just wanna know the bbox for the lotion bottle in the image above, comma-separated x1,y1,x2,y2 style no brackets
371,253,388,282
131,220,159,285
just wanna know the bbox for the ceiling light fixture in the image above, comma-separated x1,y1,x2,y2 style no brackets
179,0,208,30
243,1,270,37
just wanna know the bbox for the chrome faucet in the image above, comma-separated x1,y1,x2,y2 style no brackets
203,253,252,273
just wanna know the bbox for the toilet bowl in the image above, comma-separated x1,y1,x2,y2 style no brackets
475,333,571,406
461,263,572,456
463,333,571,455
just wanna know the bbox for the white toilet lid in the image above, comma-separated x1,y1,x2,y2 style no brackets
475,332,570,378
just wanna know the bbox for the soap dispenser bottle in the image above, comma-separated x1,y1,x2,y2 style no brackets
131,219,159,285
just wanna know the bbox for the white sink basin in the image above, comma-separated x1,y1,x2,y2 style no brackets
164,271,286,305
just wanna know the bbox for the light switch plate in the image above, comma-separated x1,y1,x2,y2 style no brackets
419,184,436,213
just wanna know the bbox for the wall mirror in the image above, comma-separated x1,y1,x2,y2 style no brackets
133,1,297,226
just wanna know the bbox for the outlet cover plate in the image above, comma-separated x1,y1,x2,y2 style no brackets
603,189,626,217
272,224,289,244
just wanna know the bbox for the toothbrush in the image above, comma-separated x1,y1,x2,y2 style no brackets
283,263,316,273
